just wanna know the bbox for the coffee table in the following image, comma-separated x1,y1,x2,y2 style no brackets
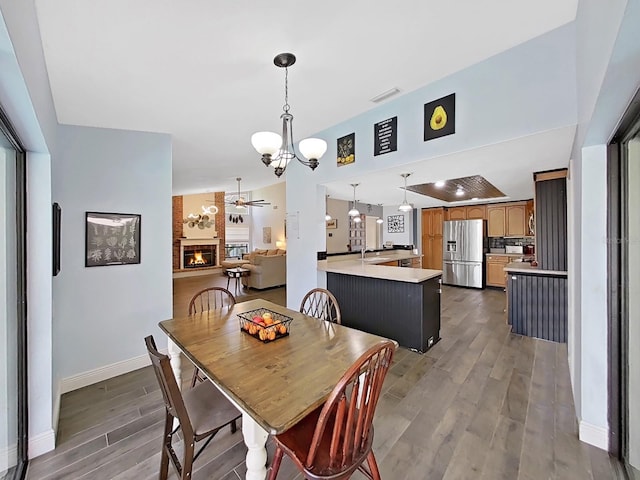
226,267,250,294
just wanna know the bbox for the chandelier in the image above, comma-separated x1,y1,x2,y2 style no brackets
251,53,327,178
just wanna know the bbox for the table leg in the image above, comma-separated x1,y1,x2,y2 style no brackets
226,275,231,290
242,413,268,480
167,338,182,390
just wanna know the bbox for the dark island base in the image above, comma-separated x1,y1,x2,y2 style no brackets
328,273,441,353
507,272,567,343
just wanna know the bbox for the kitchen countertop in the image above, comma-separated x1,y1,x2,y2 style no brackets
486,252,526,257
504,262,568,276
318,252,441,283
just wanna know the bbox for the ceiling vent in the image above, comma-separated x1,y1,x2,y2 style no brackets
370,87,400,103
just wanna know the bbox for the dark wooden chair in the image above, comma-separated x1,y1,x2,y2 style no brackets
144,335,241,480
188,286,236,315
187,287,235,386
267,340,396,480
299,288,342,324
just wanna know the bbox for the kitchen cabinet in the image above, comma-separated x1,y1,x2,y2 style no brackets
487,202,527,237
506,205,526,236
446,207,466,220
421,208,444,270
486,255,509,287
466,205,486,220
487,206,506,237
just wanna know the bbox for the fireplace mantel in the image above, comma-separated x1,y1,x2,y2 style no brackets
179,238,220,269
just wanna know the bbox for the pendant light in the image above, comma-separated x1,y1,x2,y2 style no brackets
398,173,413,212
325,195,332,221
348,184,360,216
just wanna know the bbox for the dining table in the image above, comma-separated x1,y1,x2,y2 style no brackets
159,298,395,480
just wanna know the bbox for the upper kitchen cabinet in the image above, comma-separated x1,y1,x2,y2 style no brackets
487,205,506,237
446,207,467,221
534,170,567,271
466,205,486,220
487,201,529,237
506,204,526,237
445,205,485,221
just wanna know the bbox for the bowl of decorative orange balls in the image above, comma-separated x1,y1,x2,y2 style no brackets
237,308,292,343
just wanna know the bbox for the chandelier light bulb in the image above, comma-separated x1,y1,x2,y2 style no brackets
325,213,332,221
299,138,328,161
435,180,445,188
376,217,384,224
353,216,362,223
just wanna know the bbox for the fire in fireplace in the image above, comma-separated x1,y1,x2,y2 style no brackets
183,244,217,269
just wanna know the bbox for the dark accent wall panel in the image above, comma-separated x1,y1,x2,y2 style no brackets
536,178,567,271
327,273,441,352
507,273,567,342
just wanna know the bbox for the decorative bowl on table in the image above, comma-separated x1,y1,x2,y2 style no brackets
237,308,292,343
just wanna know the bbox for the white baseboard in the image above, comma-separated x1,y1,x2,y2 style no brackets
579,420,609,451
29,429,55,458
52,380,62,436
59,348,169,395
0,443,17,473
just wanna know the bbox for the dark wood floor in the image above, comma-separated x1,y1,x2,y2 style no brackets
26,273,618,479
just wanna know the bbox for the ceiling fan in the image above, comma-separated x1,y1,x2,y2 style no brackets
224,177,271,208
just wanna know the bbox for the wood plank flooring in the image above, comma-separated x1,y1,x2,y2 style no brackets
26,274,619,479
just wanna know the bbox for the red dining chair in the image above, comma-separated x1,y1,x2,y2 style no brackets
144,335,241,480
187,287,235,386
299,288,342,324
267,340,396,480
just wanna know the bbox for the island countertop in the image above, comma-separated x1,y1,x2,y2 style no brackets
504,262,568,276
318,255,442,283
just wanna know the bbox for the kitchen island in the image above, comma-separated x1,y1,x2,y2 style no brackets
504,262,568,342
318,254,442,352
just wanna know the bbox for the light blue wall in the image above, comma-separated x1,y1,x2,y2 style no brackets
286,23,578,307
1,2,56,454
570,0,640,447
53,125,172,380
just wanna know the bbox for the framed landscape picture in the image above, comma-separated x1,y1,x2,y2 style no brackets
85,212,141,267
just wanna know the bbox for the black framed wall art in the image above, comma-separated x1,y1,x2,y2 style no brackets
424,93,455,142
387,215,405,233
85,212,141,267
337,133,355,166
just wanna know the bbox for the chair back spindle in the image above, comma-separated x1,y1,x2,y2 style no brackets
299,288,342,324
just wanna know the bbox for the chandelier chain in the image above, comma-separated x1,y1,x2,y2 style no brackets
282,67,290,114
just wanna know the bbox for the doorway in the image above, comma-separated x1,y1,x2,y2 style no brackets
0,108,27,480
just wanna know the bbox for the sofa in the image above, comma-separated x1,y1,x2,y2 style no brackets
241,249,286,290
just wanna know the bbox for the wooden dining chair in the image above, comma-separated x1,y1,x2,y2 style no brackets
187,287,235,386
299,288,342,324
144,335,241,480
267,340,396,480
188,286,236,315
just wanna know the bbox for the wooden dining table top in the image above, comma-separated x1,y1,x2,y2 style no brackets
159,298,395,435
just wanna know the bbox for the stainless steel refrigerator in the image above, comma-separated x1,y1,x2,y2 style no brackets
442,219,486,288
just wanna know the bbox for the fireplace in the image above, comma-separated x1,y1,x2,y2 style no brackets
179,239,220,269
183,245,216,268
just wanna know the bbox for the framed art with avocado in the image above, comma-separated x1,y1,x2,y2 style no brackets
424,93,455,141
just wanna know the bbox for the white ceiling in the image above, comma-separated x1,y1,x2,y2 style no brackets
35,0,578,199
